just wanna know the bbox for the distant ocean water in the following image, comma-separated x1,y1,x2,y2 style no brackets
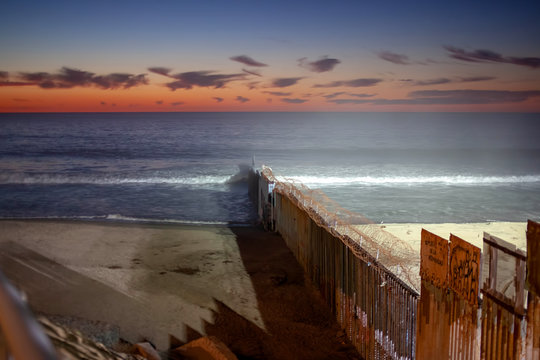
0,112,539,224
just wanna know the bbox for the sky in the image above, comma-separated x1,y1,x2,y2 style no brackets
1,0,540,112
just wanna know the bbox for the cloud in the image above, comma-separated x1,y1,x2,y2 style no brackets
156,100,163,105
282,98,308,104
322,92,345,99
299,56,341,72
459,76,496,82
348,93,376,98
213,97,224,102
246,81,260,90
242,68,262,77
0,81,35,86
328,89,540,105
408,89,540,104
236,95,250,103
271,77,303,87
171,101,184,106
12,67,148,89
0,71,8,79
412,76,496,86
93,73,148,89
230,55,268,67
414,78,452,86
378,51,410,65
148,67,172,76
445,46,540,69
328,99,371,104
314,78,382,88
263,91,292,96
165,71,245,90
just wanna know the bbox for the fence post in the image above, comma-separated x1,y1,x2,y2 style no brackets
416,229,450,359
526,220,540,359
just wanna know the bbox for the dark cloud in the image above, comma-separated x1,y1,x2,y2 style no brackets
408,89,540,104
247,81,259,90
282,98,308,104
230,55,268,67
348,93,375,98
271,77,303,87
328,89,540,105
313,78,382,88
322,92,345,99
242,68,262,77
12,98,29,102
236,95,250,103
0,71,8,79
148,67,172,76
411,76,496,86
263,91,292,96
156,100,163,105
378,51,410,65
328,99,371,104
165,71,245,90
171,101,184,106
459,76,496,82
0,81,35,86
14,67,148,89
93,73,148,89
213,97,224,103
414,78,452,86
299,56,341,72
445,46,540,69
100,101,107,105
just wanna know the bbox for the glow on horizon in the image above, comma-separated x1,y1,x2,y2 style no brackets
1,0,539,112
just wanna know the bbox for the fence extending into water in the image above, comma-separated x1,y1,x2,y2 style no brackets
249,166,540,360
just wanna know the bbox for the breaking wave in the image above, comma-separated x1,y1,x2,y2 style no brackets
281,174,540,187
0,214,233,225
0,174,231,185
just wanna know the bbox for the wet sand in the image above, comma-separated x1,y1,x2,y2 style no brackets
0,220,360,359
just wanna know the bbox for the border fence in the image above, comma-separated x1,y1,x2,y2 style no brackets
249,166,540,360
250,166,419,360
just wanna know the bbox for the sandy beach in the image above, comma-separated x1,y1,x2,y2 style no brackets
374,221,527,251
353,221,527,291
0,220,360,359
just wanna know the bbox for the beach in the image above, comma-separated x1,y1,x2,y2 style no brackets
0,220,360,359
352,221,527,291
372,221,527,251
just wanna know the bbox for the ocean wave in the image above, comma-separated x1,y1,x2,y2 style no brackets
0,174,231,186
0,214,232,226
280,174,540,187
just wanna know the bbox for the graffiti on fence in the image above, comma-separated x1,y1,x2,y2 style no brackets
420,229,448,288
449,235,481,305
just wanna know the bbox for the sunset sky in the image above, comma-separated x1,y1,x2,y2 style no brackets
1,0,539,112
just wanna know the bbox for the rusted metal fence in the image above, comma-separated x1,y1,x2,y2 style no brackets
417,230,482,359
249,166,539,360
251,167,419,359
526,220,540,359
417,223,539,359
481,233,527,359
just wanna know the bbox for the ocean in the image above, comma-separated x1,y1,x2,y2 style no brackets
1,112,539,225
